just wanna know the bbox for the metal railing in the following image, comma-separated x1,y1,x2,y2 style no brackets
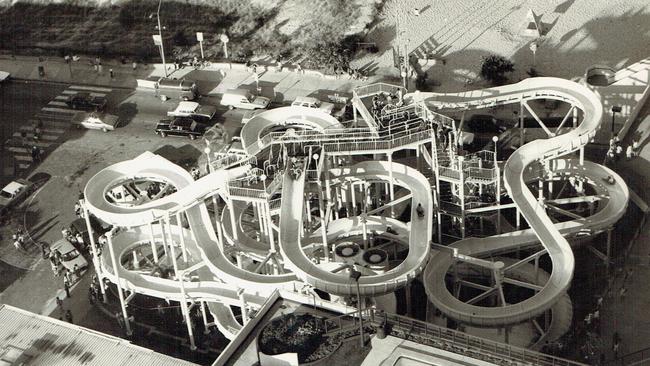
323,129,433,153
605,346,650,366
353,83,405,99
227,186,267,200
370,310,586,366
439,166,461,181
211,154,256,171
466,166,497,181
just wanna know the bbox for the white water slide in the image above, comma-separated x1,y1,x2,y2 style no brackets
410,77,629,326
84,76,629,337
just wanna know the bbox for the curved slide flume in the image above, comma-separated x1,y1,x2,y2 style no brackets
278,160,433,296
424,159,627,326
414,77,625,326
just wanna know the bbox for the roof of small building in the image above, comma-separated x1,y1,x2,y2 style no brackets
0,305,198,366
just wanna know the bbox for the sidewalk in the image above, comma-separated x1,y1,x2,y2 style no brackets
596,102,650,363
0,54,381,103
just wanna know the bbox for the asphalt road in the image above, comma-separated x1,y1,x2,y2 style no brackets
0,80,65,143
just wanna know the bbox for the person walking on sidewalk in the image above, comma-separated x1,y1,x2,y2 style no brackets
56,296,64,312
64,276,71,298
65,310,73,324
109,68,114,79
132,61,137,70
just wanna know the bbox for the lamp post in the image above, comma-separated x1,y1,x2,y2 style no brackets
349,269,364,347
204,147,211,173
492,136,499,163
151,0,168,77
611,105,622,137
196,32,204,60
220,34,230,59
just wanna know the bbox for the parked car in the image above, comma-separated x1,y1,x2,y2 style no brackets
71,112,120,132
155,117,207,140
50,238,88,272
0,179,34,217
0,71,10,83
68,216,107,250
65,92,107,112
220,89,270,110
167,101,217,123
291,96,335,114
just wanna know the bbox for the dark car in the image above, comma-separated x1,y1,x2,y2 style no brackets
68,216,109,251
155,117,207,140
66,92,108,112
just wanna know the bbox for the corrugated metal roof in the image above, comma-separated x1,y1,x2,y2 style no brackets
0,305,199,366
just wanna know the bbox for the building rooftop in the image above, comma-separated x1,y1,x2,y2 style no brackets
0,304,198,366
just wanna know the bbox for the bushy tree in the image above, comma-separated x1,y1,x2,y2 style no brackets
481,55,515,85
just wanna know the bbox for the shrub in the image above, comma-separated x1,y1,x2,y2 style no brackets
480,55,515,85
258,314,326,363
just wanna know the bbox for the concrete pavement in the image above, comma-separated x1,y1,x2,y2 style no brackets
0,54,377,103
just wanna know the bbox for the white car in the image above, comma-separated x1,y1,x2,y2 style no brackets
0,179,33,217
72,112,120,132
291,96,335,115
167,101,217,123
220,88,270,110
50,238,88,272
0,71,10,83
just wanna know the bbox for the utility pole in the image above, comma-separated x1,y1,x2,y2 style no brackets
151,0,168,77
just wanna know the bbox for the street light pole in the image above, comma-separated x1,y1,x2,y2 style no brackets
350,269,364,348
155,0,168,77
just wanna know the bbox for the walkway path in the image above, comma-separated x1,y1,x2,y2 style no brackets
596,99,650,363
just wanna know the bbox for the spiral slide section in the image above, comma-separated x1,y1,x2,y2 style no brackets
415,77,623,326
240,106,344,156
85,151,296,288
278,160,433,296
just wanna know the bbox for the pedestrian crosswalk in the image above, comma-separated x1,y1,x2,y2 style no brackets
5,85,114,174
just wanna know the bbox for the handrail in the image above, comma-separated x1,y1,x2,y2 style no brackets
369,309,586,366
439,166,461,181
227,186,267,200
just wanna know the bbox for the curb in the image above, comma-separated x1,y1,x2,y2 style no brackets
9,77,135,91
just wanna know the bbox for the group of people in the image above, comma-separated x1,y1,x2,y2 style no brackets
371,90,404,117
11,228,26,251
289,157,303,180
190,167,201,180
607,134,640,162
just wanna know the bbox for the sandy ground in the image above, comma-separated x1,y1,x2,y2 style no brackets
354,0,650,91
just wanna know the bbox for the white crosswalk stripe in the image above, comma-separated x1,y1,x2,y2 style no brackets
48,101,69,107
61,90,107,97
69,85,113,93
9,84,112,172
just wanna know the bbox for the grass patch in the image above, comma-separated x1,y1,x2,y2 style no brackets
0,0,384,70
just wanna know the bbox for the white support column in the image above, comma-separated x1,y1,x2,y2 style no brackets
229,198,239,241
159,220,169,262
388,152,395,218
176,212,188,263
496,166,501,235
264,203,276,251
107,232,132,335
201,301,210,334
238,289,249,325
82,201,107,302
212,196,224,252
177,270,197,350
82,201,101,275
148,222,159,263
